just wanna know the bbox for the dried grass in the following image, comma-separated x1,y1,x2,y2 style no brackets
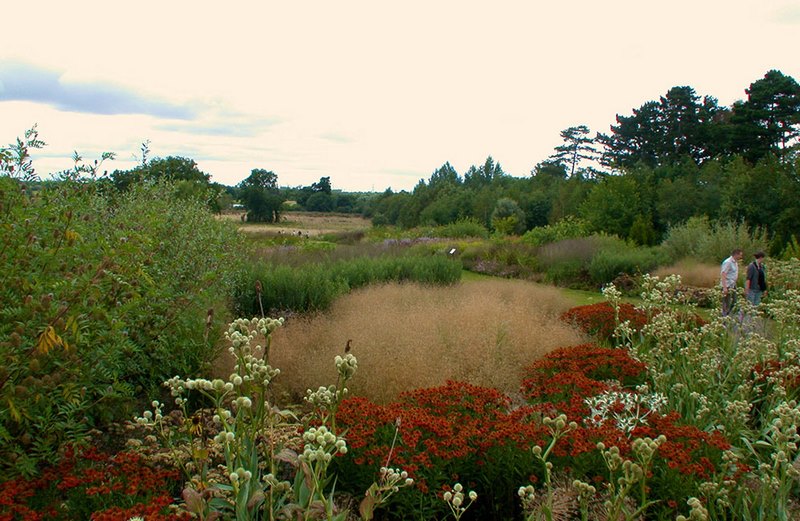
217,211,371,237
264,279,587,403
651,260,720,288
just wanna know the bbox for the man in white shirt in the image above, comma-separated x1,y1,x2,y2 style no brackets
720,248,743,317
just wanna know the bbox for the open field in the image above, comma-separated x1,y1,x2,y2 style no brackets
218,211,371,237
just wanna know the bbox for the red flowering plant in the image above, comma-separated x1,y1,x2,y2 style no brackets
519,342,731,518
560,302,648,343
521,343,648,405
0,445,190,521
334,381,546,520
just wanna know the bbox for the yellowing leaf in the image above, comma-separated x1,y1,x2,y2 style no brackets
35,326,64,355
6,398,21,423
65,229,80,244
192,448,209,460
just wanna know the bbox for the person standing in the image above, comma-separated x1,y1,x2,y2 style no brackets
745,251,768,306
720,248,743,317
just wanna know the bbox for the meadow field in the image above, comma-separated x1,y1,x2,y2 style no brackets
219,210,373,238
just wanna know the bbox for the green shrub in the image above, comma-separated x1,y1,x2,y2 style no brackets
0,177,242,477
435,218,489,239
780,235,800,260
588,245,665,285
459,239,539,278
520,215,588,246
662,216,769,264
544,259,589,288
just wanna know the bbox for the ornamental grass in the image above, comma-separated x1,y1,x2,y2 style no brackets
265,279,586,403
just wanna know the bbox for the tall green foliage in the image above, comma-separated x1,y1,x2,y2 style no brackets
661,216,769,264
0,175,242,476
233,255,462,316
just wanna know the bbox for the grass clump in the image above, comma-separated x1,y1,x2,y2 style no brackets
233,254,462,316
267,279,587,403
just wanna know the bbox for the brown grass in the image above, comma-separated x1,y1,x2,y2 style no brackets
217,211,371,237
259,279,587,404
651,260,720,288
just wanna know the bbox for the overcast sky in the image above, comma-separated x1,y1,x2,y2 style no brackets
1,1,799,192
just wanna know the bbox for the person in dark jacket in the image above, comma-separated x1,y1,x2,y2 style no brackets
745,251,768,306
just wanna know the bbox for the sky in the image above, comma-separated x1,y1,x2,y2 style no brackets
1,1,799,192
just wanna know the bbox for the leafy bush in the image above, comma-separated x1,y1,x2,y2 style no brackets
662,216,769,264
537,236,608,288
780,235,800,260
459,239,539,278
520,216,588,246
0,177,242,476
434,218,489,239
587,245,665,285
335,382,542,520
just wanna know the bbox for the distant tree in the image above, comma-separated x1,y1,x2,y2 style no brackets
729,70,800,162
580,175,644,239
464,156,505,188
333,192,356,213
549,125,600,177
311,176,332,194
419,189,472,226
531,160,568,185
491,197,526,235
518,191,551,229
305,191,334,212
111,156,209,191
598,86,721,168
238,168,284,223
428,162,462,189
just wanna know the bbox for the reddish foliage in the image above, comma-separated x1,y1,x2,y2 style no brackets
517,343,729,480
338,370,729,501
338,381,547,490
752,359,800,395
521,343,648,406
560,302,648,340
0,445,190,521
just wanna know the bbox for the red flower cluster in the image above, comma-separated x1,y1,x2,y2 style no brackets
521,343,648,409
560,302,648,341
338,381,546,491
0,445,190,521
752,359,800,396
518,343,730,481
335,338,732,518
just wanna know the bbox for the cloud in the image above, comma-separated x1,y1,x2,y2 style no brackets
318,132,354,144
0,61,195,119
157,118,277,138
156,107,281,138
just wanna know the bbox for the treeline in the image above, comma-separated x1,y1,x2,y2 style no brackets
31,69,797,253
366,69,800,254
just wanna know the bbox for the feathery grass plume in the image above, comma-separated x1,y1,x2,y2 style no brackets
651,260,720,289
266,279,586,403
